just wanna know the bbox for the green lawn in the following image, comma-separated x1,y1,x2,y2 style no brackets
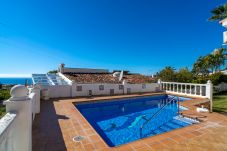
0,87,11,118
213,92,227,113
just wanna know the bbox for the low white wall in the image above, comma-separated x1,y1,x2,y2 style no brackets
48,85,71,98
0,113,17,151
0,85,40,151
39,85,71,99
125,83,159,94
214,82,227,93
72,83,160,97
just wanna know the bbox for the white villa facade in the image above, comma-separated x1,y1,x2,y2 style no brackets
0,64,216,151
32,64,160,99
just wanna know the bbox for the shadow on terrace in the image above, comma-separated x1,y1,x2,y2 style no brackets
32,100,68,151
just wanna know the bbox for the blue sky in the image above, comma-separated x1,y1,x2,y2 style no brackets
0,0,226,76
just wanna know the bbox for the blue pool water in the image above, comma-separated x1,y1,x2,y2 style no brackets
75,95,193,147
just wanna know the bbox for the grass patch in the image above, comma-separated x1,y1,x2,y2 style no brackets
0,86,11,118
213,92,227,113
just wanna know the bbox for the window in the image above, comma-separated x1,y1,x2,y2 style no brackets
110,89,114,95
142,84,146,89
77,86,82,91
89,90,92,96
119,85,124,90
99,85,104,91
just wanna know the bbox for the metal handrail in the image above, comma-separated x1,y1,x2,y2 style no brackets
140,96,179,136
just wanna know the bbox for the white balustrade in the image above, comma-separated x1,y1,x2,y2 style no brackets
0,85,41,151
159,81,212,100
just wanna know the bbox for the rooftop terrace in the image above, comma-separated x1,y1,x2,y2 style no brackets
32,93,227,151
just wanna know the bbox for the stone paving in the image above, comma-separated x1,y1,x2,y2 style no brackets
32,93,227,151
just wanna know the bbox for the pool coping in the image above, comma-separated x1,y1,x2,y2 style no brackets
71,93,209,149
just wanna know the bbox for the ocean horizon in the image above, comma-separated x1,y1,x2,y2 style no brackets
0,77,33,85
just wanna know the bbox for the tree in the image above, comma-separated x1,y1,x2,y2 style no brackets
176,68,193,83
211,48,226,72
209,4,227,21
157,66,176,82
48,70,58,74
192,48,226,76
192,56,209,77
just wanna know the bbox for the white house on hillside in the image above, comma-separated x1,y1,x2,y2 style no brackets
220,18,227,44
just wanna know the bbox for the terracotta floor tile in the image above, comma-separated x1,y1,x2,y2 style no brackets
129,140,146,149
116,144,133,151
148,142,166,150
83,143,95,151
161,138,176,146
135,145,153,151
32,95,227,151
93,141,107,150
170,135,186,143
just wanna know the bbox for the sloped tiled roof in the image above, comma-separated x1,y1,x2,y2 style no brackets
64,73,154,84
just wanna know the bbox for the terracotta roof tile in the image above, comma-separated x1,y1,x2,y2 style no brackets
64,73,154,84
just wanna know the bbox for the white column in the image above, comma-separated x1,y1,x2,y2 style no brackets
29,85,40,114
4,85,32,151
200,86,202,96
157,79,161,90
189,84,192,94
195,85,197,95
206,80,213,112
177,84,179,92
185,84,187,94
173,84,175,92
180,84,183,93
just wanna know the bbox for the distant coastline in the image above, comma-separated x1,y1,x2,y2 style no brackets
0,77,33,85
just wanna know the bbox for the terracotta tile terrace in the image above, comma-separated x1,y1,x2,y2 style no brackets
32,93,227,151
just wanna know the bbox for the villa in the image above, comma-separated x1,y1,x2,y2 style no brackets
0,62,227,151
1,1,227,150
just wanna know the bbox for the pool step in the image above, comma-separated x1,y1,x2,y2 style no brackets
174,115,199,124
143,116,199,137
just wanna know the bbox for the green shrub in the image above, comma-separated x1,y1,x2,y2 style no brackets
0,89,10,101
209,72,227,85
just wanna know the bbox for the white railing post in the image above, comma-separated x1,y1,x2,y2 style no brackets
184,84,186,93
195,85,197,95
3,85,32,151
200,86,202,96
29,85,40,114
206,80,213,112
157,79,162,90
190,85,192,94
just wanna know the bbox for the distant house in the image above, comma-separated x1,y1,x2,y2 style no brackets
220,18,227,44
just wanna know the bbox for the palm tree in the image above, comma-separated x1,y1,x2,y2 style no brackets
192,56,209,77
212,48,226,72
209,4,227,21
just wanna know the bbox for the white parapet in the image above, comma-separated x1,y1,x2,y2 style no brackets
3,85,32,151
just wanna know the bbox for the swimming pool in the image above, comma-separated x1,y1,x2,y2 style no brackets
75,95,196,147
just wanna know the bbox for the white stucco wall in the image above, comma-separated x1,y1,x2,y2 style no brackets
43,85,72,98
71,83,160,97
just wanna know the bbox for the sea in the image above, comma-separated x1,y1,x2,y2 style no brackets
0,78,33,85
